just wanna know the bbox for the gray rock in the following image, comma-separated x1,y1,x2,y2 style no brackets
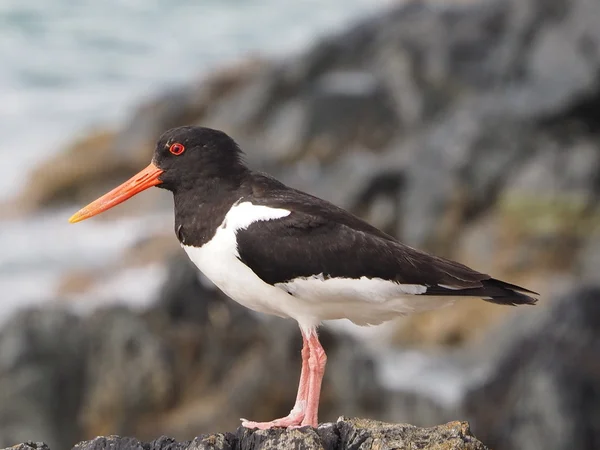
3,443,50,450
5,418,488,450
464,287,600,450
0,309,86,450
78,307,175,437
400,112,533,250
292,71,399,161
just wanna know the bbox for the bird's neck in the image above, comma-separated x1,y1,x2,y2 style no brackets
172,172,250,247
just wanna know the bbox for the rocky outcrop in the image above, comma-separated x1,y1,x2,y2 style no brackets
3,418,488,450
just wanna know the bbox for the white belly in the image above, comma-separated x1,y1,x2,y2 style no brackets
183,242,299,319
182,201,455,328
182,201,308,322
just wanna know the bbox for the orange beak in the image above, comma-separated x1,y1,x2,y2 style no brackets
69,162,163,223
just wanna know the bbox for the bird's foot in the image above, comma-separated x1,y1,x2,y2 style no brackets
241,406,305,429
293,415,318,429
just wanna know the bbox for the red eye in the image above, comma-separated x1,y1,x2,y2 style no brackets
169,143,185,155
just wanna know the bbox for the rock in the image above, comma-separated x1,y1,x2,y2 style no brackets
78,307,175,438
334,418,486,450
15,130,118,211
4,418,488,450
260,71,399,163
0,308,86,450
3,444,49,450
391,299,517,348
463,286,600,450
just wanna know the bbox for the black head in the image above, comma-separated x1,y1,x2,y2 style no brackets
69,126,248,223
154,126,247,193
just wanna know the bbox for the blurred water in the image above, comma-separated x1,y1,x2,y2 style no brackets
0,0,383,318
0,0,381,197
0,210,171,322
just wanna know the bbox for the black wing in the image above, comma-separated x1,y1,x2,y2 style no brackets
236,175,538,306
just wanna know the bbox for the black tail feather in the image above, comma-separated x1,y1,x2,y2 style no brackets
424,278,539,306
480,278,539,306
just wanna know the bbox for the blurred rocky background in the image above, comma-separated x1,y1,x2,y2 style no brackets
1,0,599,449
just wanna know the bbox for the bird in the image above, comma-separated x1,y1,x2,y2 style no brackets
69,125,538,429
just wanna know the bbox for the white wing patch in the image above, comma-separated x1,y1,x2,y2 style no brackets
223,200,291,234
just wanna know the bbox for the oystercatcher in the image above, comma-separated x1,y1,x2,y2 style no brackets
69,126,538,429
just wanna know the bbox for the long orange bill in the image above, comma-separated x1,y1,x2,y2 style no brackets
69,162,163,223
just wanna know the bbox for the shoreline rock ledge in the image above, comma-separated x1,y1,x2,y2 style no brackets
4,418,487,450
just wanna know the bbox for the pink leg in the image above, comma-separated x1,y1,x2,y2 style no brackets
300,332,327,427
241,331,311,429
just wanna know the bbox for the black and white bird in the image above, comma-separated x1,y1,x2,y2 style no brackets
69,126,538,429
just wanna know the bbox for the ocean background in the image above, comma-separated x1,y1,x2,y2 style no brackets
0,0,384,321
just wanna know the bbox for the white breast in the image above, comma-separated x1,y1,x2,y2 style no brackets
182,201,305,321
182,201,456,328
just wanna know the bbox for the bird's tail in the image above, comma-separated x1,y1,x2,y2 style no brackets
478,278,538,306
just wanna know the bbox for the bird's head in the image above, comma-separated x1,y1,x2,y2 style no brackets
69,126,245,223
